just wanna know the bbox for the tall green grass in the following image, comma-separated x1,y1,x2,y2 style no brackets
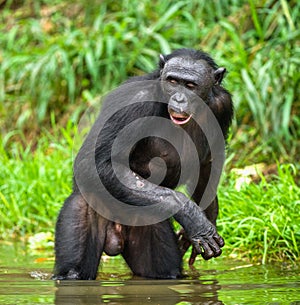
0,0,299,160
0,127,299,262
0,0,299,261
218,164,300,263
0,124,75,238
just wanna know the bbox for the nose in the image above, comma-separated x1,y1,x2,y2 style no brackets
173,92,186,103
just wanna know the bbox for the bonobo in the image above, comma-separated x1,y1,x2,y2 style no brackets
54,48,233,280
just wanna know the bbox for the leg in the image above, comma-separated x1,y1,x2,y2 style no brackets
54,193,106,280
122,220,182,279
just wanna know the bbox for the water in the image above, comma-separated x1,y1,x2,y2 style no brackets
0,243,299,304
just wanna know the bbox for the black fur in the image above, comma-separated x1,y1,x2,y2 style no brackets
54,48,233,280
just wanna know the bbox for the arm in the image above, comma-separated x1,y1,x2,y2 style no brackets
178,159,223,263
98,160,224,259
75,94,223,259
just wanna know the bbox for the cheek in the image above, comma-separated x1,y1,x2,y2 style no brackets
187,93,208,115
197,79,214,98
162,82,177,96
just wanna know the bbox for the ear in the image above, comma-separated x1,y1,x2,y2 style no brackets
159,54,166,70
214,67,226,85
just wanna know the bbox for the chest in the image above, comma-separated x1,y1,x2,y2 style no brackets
129,136,195,187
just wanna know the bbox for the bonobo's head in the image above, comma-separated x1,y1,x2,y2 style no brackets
159,49,227,126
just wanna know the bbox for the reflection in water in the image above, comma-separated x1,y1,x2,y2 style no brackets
55,279,223,305
0,245,300,305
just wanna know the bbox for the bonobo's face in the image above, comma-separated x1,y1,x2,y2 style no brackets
160,57,225,125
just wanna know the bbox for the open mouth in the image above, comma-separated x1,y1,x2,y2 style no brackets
169,109,192,125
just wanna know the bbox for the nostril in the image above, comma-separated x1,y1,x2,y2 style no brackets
174,92,185,103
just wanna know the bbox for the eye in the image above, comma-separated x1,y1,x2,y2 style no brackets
166,77,178,85
186,82,197,90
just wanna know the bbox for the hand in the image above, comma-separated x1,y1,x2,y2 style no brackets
177,228,191,256
177,229,198,265
178,228,224,264
174,198,225,262
190,231,224,260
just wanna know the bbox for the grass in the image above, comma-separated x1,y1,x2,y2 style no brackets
218,164,300,263
0,0,299,263
0,0,299,161
0,128,299,263
0,126,74,238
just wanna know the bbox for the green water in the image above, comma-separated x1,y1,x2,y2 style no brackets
0,244,299,305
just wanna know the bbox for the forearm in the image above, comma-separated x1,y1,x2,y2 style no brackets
98,161,223,258
101,162,214,235
99,161,182,208
173,194,216,239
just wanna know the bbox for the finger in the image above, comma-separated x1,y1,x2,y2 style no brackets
214,234,225,247
208,238,222,257
177,232,191,253
188,247,198,266
178,239,191,255
176,228,185,238
182,240,191,252
200,241,214,260
191,239,202,254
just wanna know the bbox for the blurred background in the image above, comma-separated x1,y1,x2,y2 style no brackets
0,0,299,263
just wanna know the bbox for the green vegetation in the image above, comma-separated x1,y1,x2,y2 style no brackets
0,125,74,238
219,164,300,263
0,0,299,263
